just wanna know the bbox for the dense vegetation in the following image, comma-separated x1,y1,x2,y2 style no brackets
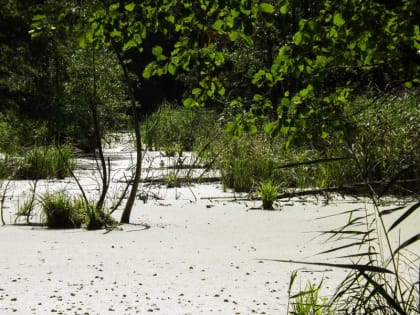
0,0,419,313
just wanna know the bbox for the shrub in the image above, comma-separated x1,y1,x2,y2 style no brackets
40,193,85,228
15,145,74,179
336,94,420,187
141,103,219,152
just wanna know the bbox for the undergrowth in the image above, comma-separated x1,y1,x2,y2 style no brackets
15,145,75,179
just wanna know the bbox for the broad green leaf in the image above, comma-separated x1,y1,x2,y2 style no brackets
168,63,176,75
253,94,264,101
78,34,86,48
207,81,216,96
152,45,167,61
213,19,224,31
252,69,266,86
192,88,201,96
265,72,273,82
122,39,137,51
333,12,345,27
264,121,278,136
152,45,163,57
124,2,136,12
32,14,47,21
230,8,240,18
110,28,121,38
228,31,239,41
29,30,42,39
259,3,275,14
109,3,120,12
247,124,257,135
86,27,94,42
404,81,413,88
293,31,303,45
143,64,155,79
226,16,235,28
299,84,314,98
183,97,193,107
280,4,288,15
167,15,175,24
280,125,289,135
281,97,290,107
218,85,225,96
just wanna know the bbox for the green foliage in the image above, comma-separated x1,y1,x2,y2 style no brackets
40,193,116,229
320,200,420,314
15,145,74,180
82,201,117,230
141,104,218,153
257,181,280,210
16,199,35,219
0,119,20,155
217,133,355,192
63,46,129,152
219,134,275,192
40,192,85,229
0,159,9,179
290,281,331,315
345,95,420,184
165,172,179,188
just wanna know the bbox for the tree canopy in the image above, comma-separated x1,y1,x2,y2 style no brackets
64,0,418,143
2,0,414,147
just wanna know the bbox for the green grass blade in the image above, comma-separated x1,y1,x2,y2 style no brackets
261,259,394,274
392,233,420,256
335,252,379,259
379,164,415,197
360,271,406,315
388,201,420,232
317,239,376,255
379,206,405,217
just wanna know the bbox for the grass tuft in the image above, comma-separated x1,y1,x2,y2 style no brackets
15,145,74,179
257,181,280,210
40,192,85,228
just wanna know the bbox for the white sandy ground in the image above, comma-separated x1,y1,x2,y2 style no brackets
0,142,419,314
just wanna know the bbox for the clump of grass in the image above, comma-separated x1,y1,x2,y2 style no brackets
165,172,179,188
219,135,275,192
257,181,280,210
290,281,331,315
16,145,74,179
40,192,85,228
83,201,117,230
141,103,218,152
40,193,117,229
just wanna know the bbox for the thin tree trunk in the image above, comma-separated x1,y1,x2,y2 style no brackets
112,42,142,224
89,48,109,211
0,180,11,225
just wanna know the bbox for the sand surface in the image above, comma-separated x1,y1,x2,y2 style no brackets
0,142,418,314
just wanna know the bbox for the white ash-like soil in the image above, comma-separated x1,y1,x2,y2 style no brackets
0,139,418,314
